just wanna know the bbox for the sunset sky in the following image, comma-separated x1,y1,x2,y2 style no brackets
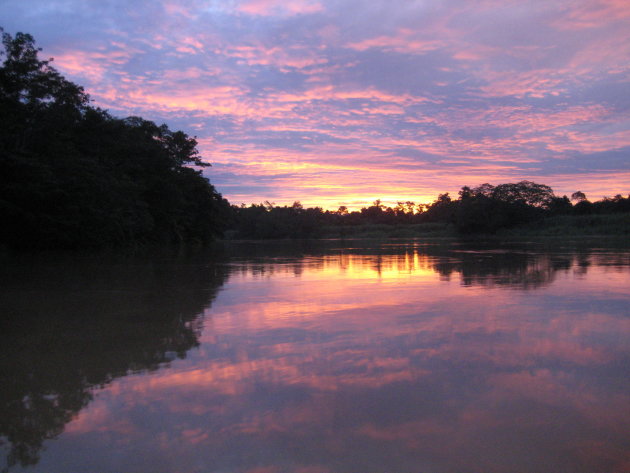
2,0,629,209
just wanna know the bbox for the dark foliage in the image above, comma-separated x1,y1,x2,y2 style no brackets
229,201,325,239
0,29,230,250
228,181,629,239
453,181,552,233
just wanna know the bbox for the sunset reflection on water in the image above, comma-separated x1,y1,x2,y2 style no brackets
2,242,629,473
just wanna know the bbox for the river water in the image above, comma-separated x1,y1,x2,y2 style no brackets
1,239,629,473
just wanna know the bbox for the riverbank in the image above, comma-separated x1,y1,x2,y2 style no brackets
498,213,630,238
307,213,630,240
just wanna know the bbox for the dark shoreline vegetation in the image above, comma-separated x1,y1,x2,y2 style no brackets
227,199,630,240
1,29,629,251
0,29,231,251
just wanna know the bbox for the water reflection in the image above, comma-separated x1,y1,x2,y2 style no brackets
1,241,629,473
228,240,629,290
0,252,229,471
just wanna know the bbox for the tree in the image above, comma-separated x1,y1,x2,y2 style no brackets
424,193,457,223
453,180,557,233
548,195,572,215
360,200,386,223
0,29,230,249
571,191,587,202
0,29,89,154
491,181,555,208
472,183,495,198
458,186,473,200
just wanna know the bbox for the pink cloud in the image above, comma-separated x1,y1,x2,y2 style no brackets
221,44,327,70
30,0,629,209
161,66,216,81
175,46,197,54
52,47,137,82
346,29,445,54
237,0,323,16
163,2,198,19
475,69,574,99
552,0,630,30
567,34,630,72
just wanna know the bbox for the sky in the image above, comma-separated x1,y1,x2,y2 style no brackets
2,0,629,209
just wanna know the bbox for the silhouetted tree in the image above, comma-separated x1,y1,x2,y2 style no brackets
491,181,555,208
454,181,555,233
229,202,325,239
571,191,587,202
0,28,230,249
548,195,572,215
424,193,457,223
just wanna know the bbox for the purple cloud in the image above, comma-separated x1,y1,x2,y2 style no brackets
1,0,628,207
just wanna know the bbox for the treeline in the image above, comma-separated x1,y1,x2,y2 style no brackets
0,29,230,250
2,29,628,249
228,183,630,239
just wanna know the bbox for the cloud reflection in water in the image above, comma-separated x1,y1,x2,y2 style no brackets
2,242,629,473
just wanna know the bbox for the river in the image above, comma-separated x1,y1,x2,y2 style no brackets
1,239,629,473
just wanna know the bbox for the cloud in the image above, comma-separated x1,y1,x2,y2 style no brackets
1,0,629,207
346,29,446,55
552,0,630,30
236,0,323,17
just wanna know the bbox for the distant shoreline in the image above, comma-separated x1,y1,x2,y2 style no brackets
222,212,630,241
